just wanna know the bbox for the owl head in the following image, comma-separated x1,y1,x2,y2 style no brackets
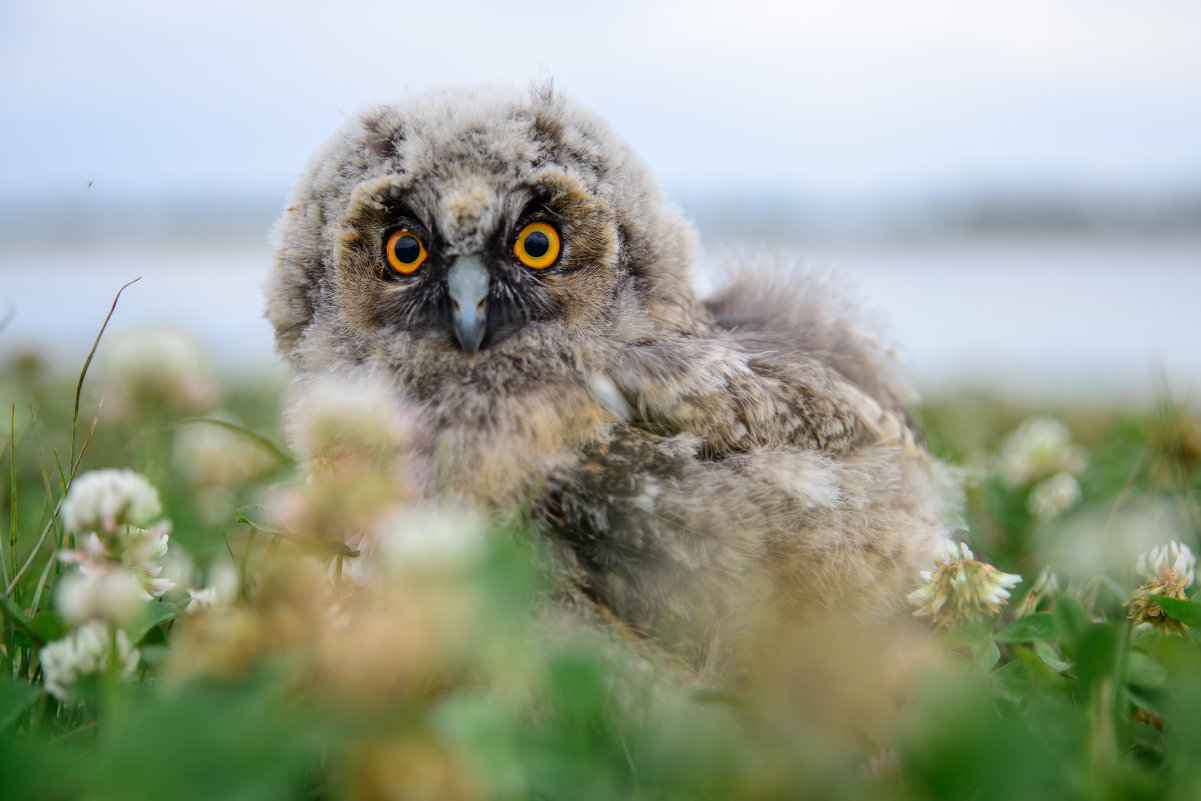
267,85,705,393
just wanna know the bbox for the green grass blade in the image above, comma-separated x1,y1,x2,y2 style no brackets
71,277,139,467
5,405,15,590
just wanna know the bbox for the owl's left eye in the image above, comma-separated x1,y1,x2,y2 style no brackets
385,229,427,275
513,221,561,269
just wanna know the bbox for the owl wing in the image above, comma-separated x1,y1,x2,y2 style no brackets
607,337,922,458
529,277,939,669
607,267,924,460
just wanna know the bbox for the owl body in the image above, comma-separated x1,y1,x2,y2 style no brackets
268,86,947,670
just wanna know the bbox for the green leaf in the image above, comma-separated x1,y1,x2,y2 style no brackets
1054,594,1091,646
995,613,1059,642
1075,624,1121,697
1127,651,1168,689
31,610,66,644
0,677,40,730
1128,686,1166,720
988,658,1031,695
1150,594,1201,627
124,600,178,646
937,622,1001,671
0,595,36,642
974,640,1002,671
1033,640,1072,673
136,644,171,669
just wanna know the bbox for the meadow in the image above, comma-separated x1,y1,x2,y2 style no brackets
1,286,1199,801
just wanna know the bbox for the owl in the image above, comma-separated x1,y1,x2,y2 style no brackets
267,85,949,672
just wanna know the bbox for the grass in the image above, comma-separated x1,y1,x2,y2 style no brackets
1,299,1199,800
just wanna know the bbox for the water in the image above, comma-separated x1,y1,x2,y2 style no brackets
2,235,1199,402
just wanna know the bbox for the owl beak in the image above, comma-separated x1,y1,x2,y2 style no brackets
446,254,489,359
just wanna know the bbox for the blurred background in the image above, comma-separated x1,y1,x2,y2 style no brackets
2,0,1199,401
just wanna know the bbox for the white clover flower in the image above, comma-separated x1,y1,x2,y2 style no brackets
185,587,220,614
909,540,1022,630
1136,541,1196,588
1000,417,1087,486
287,370,424,468
171,420,277,490
103,326,218,414
117,525,170,567
1027,472,1083,520
59,471,175,602
185,558,239,614
1126,540,1197,632
56,567,150,625
62,469,163,536
58,532,109,569
39,622,139,702
60,524,175,598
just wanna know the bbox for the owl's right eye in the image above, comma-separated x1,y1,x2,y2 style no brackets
385,229,427,275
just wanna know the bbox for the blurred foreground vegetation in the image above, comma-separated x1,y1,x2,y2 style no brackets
1,305,1200,800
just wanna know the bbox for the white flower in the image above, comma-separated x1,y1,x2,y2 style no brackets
58,532,108,568
59,524,176,598
909,540,1022,629
1136,541,1196,588
1126,540,1197,632
171,420,277,489
1000,417,1087,486
56,567,151,625
39,622,139,701
185,558,239,614
1027,472,1083,520
286,370,424,468
185,587,220,614
103,326,218,414
62,469,162,535
102,524,172,572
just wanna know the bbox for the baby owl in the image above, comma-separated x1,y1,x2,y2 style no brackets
267,85,949,670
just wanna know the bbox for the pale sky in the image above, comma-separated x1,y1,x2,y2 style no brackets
2,1,1200,397
3,0,1201,204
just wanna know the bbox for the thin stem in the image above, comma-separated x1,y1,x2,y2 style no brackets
71,278,139,466
6,405,17,590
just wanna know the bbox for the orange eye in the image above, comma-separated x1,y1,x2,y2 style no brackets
513,221,560,269
385,229,427,274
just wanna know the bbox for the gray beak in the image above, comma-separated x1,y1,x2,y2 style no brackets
446,254,489,356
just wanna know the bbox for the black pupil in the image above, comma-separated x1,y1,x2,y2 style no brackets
392,235,420,264
523,230,550,259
